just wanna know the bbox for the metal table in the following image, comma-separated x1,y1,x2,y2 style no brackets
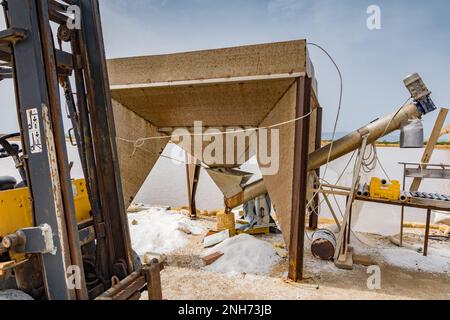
355,195,450,256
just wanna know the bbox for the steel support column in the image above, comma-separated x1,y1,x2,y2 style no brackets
70,30,110,283
185,152,201,219
78,0,133,275
288,77,312,282
309,106,322,230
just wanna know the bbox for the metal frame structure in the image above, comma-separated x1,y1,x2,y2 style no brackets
309,106,323,230
333,135,369,265
399,161,450,255
185,152,201,219
288,77,312,281
0,0,161,300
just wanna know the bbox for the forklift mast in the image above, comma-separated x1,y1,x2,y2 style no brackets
0,0,135,299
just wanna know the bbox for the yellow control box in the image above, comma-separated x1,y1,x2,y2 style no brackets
369,177,401,201
0,179,92,237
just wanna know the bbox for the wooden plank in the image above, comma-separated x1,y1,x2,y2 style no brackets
334,246,354,270
288,77,311,282
202,252,224,266
144,262,163,301
410,108,448,191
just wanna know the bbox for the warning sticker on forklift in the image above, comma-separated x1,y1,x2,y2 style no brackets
26,108,43,154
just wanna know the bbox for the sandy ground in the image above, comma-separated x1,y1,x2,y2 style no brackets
141,217,450,300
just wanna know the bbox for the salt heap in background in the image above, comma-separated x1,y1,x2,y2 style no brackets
202,234,281,276
129,208,206,257
381,247,450,274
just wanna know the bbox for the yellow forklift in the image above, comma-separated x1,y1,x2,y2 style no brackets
0,0,161,300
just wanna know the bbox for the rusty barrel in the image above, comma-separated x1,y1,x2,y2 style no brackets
311,229,337,261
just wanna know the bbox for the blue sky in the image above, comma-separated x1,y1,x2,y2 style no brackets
1,0,449,136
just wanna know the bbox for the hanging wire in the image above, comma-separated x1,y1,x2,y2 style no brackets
302,43,344,240
381,97,413,138
308,150,357,218
375,147,392,182
362,144,377,173
310,95,417,247
117,109,314,156
308,95,413,243
305,43,344,204
309,94,412,218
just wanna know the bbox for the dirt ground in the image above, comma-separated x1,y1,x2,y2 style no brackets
142,217,450,300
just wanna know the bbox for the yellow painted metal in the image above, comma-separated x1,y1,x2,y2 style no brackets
72,179,92,222
369,177,401,201
0,187,33,237
216,210,236,237
236,227,270,236
0,179,92,238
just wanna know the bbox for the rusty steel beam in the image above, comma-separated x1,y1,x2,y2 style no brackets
48,0,70,24
69,30,110,285
96,271,142,300
112,277,146,301
144,260,163,300
309,106,322,230
185,152,201,219
288,77,311,282
78,0,134,277
95,260,163,301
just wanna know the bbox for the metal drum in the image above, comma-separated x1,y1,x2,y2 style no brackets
311,229,337,261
